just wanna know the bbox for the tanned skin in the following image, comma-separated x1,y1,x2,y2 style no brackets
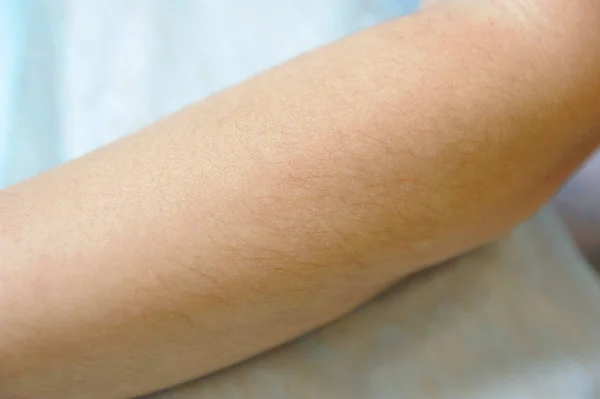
1,1,599,397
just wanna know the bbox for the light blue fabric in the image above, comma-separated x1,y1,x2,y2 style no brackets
0,0,419,188
0,0,66,186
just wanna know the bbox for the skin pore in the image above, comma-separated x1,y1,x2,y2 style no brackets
0,1,599,398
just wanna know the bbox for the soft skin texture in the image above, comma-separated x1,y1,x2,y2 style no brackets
1,1,599,398
144,209,600,399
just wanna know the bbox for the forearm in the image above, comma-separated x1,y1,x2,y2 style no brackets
1,2,599,398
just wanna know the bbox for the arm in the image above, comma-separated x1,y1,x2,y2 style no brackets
1,1,599,398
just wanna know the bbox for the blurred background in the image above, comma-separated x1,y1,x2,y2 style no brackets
0,0,597,266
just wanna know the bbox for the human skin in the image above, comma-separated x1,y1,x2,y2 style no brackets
1,1,599,398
